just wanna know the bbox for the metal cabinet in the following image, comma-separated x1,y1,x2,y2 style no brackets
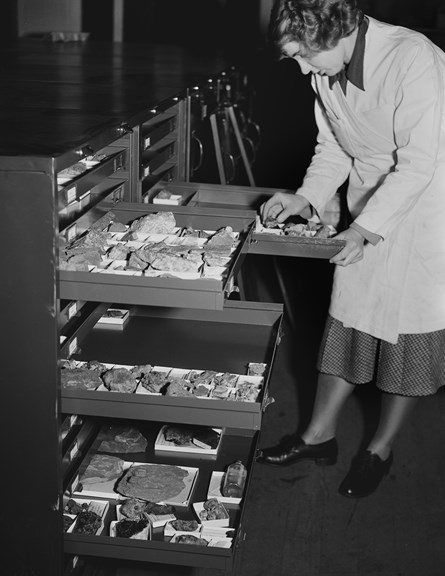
56,190,283,573
137,96,189,196
0,122,133,576
0,41,281,576
61,300,282,572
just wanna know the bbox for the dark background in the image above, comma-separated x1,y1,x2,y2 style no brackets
3,0,445,190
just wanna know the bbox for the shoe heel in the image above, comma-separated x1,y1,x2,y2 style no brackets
315,456,337,466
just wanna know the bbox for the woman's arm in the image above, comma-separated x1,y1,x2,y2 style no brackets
295,89,353,214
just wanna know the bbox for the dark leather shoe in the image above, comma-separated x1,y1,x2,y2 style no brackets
256,435,338,467
338,450,393,498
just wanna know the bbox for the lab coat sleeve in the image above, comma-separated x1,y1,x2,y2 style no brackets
296,91,353,215
353,41,444,238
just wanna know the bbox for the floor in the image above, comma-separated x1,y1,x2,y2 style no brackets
233,266,445,576
93,256,445,576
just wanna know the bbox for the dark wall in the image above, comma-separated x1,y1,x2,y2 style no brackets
123,0,224,45
82,0,113,41
121,0,262,52
82,0,261,51
250,55,317,189
0,0,18,43
360,0,441,28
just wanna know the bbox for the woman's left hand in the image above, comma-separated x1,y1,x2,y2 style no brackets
329,227,365,266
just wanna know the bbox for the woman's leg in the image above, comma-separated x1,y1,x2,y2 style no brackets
257,372,355,466
366,392,419,460
339,392,420,497
301,372,356,444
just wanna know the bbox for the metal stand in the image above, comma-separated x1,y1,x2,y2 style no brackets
209,105,256,186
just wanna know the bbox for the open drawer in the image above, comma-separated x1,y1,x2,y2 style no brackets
146,181,345,259
59,202,257,310
61,300,283,430
63,418,258,571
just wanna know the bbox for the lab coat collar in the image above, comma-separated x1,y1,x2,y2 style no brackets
329,16,368,92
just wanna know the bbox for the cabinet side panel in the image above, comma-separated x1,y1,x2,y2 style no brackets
0,171,63,575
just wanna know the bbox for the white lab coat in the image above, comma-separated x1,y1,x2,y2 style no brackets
297,17,445,344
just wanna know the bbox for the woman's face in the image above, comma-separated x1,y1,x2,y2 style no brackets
281,40,346,77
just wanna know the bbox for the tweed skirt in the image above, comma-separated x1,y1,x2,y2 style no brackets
317,315,445,397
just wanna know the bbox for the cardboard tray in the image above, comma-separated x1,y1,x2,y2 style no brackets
109,520,151,540
63,497,109,536
154,425,223,455
116,504,176,529
72,461,199,507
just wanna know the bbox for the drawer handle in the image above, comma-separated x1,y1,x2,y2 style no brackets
242,136,256,164
117,123,133,135
245,120,261,148
223,153,236,183
262,393,275,412
191,132,203,173
76,145,94,158
277,325,284,346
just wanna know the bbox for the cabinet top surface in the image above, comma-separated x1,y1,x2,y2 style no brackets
0,39,228,158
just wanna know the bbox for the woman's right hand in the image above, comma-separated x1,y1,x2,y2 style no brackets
260,192,312,223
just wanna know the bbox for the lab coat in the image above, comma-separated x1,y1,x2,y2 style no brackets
297,17,445,344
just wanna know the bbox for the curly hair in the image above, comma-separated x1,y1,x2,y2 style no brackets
269,0,363,57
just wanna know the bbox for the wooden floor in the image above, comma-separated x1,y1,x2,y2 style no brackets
101,256,445,576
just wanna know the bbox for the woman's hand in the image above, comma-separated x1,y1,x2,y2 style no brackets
260,192,312,223
330,227,365,266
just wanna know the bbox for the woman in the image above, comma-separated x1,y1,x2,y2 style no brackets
257,0,445,498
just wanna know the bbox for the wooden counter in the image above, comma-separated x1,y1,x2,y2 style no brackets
0,39,228,156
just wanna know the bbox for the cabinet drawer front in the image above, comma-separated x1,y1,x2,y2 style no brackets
153,163,177,181
143,116,177,149
57,150,127,209
59,300,89,328
142,143,176,177
62,417,98,489
59,180,127,232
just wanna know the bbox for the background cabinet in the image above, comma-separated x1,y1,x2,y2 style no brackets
187,69,260,187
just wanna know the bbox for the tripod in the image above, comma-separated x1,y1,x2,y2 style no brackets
209,104,256,186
